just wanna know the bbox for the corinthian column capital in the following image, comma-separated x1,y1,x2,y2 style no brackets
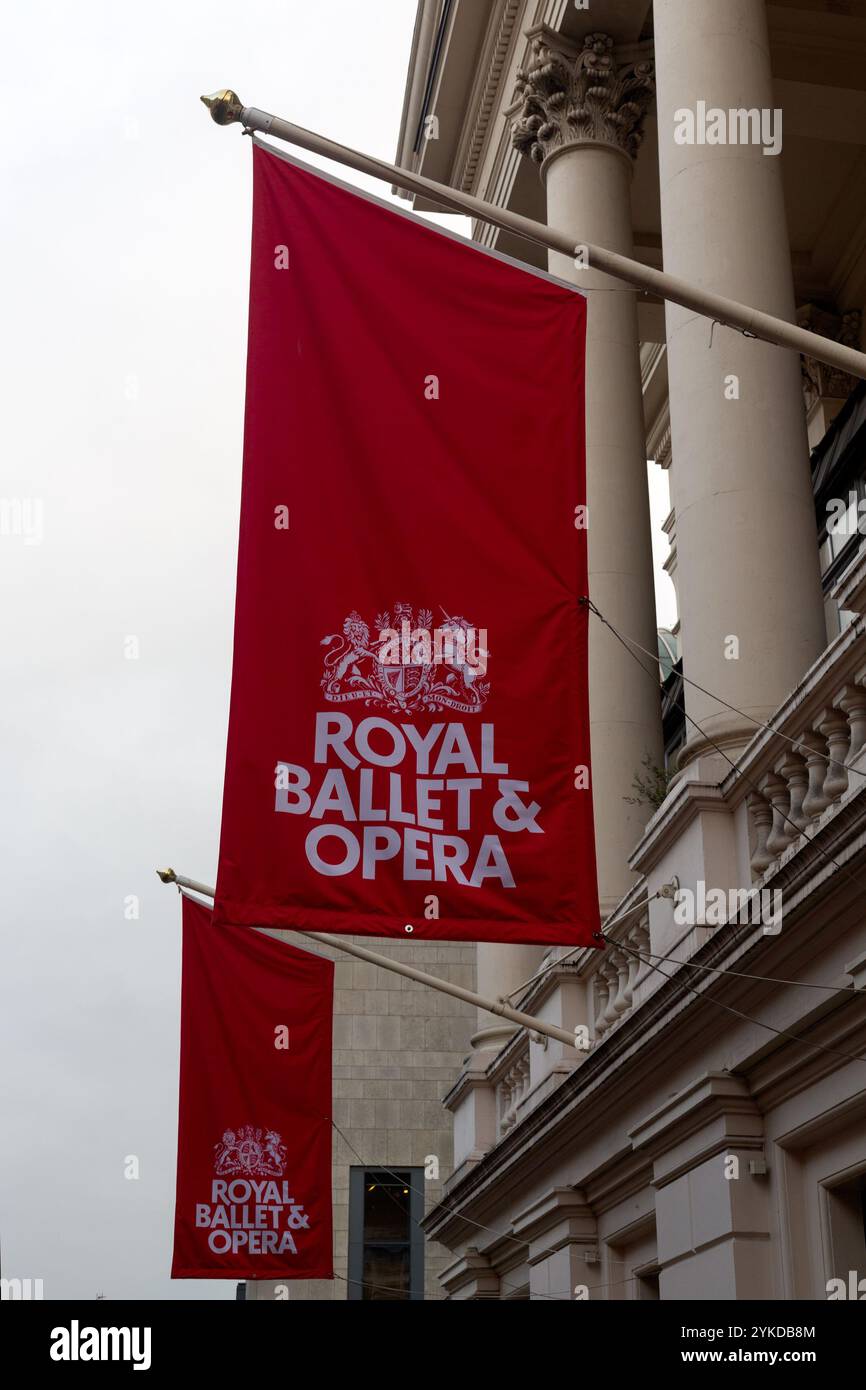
510,27,655,168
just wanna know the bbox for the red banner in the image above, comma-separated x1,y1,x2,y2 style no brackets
214,141,598,946
171,895,333,1280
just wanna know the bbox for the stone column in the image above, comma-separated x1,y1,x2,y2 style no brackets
511,29,664,914
473,943,543,1059
654,0,826,770
456,942,542,1169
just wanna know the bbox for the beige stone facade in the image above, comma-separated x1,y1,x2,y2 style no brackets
386,0,866,1301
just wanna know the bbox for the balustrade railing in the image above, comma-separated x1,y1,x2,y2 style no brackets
589,913,650,1042
495,1048,531,1135
746,671,866,876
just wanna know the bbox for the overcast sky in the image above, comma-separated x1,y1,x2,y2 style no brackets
0,0,674,1300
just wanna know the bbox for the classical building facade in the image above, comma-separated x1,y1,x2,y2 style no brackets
385,0,866,1300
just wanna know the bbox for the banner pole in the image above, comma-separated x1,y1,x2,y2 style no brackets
201,90,866,383
157,868,583,1049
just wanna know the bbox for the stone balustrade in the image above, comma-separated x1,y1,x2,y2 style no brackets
494,1045,531,1137
739,618,866,879
452,551,866,1169
588,911,651,1043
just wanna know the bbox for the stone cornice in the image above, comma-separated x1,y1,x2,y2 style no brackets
744,986,866,1117
514,956,584,1016
441,1061,495,1113
451,0,523,193
438,1247,501,1298
510,1186,595,1254
628,1072,764,1187
831,545,866,615
650,416,672,470
510,26,655,168
484,1024,530,1085
772,1087,866,1154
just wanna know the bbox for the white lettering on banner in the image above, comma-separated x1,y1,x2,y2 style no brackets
276,714,545,887
196,1179,309,1255
200,1127,312,1260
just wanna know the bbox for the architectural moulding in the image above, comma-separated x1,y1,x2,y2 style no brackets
510,27,655,169
451,0,523,192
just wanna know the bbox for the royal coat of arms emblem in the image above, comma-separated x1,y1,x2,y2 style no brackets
320,602,490,715
214,1125,287,1177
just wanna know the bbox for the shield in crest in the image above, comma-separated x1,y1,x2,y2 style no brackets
377,662,428,700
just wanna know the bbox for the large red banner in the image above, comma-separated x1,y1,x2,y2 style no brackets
171,895,333,1280
214,141,598,946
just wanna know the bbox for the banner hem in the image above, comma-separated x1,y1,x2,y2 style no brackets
213,896,600,946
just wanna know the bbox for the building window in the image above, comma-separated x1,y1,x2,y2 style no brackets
811,380,866,638
635,1267,660,1300
825,1170,866,1286
347,1167,425,1300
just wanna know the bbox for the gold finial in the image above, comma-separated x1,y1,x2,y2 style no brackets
156,867,177,884
200,90,244,125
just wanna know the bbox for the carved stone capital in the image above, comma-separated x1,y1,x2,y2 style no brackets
510,28,655,169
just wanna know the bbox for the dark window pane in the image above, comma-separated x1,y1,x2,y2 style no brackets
347,1167,423,1301
364,1175,411,1242
362,1244,411,1300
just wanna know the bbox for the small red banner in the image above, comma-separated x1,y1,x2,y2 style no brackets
214,142,598,945
171,895,334,1280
